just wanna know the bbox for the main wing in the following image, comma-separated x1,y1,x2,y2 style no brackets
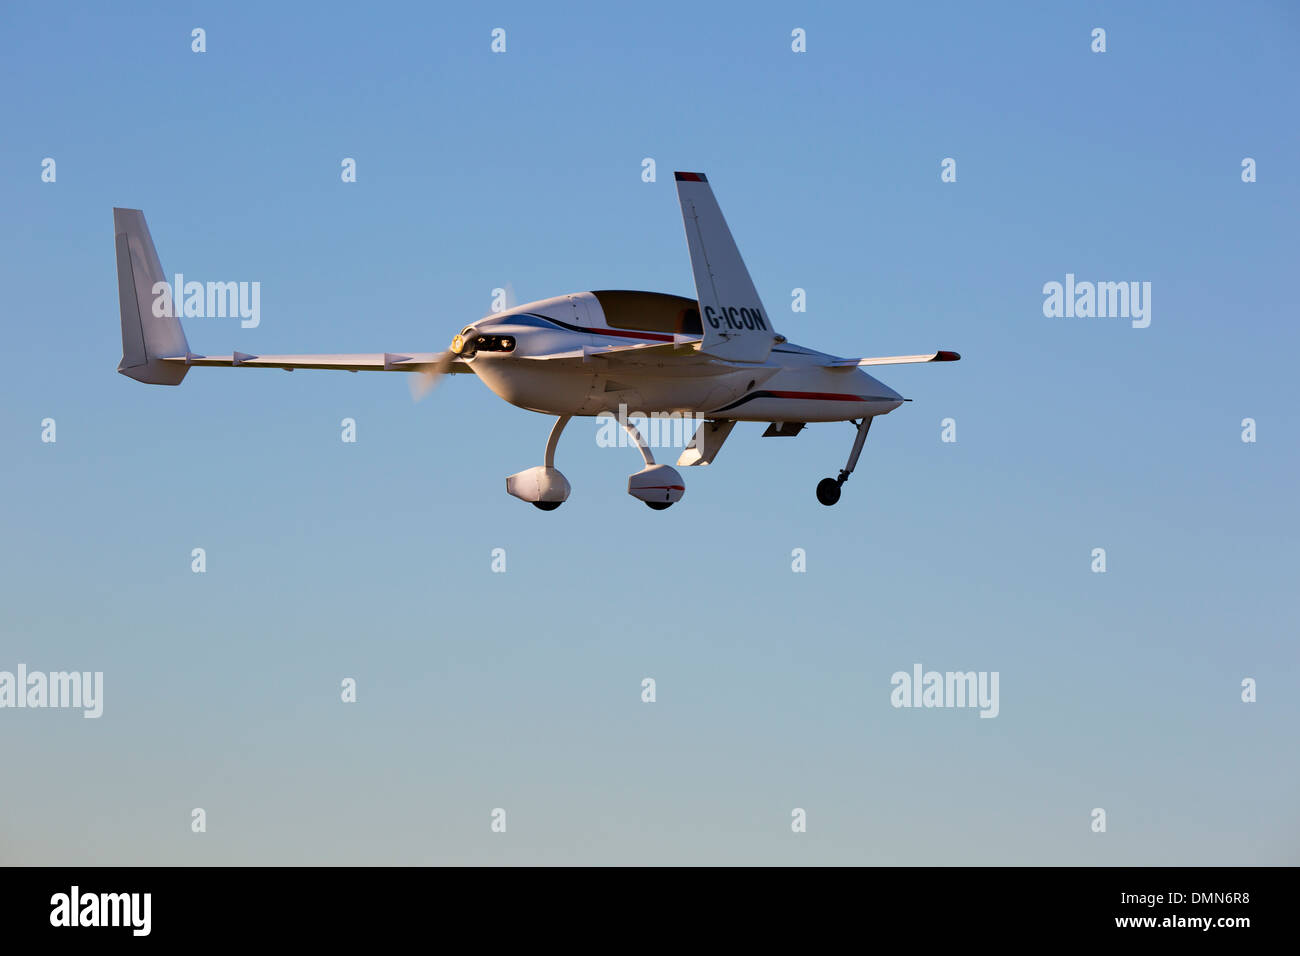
159,352,471,373
113,207,468,384
518,339,703,365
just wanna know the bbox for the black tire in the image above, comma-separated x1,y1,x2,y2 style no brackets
532,500,562,511
816,478,841,506
645,500,673,511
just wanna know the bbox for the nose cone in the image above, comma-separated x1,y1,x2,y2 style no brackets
861,371,904,411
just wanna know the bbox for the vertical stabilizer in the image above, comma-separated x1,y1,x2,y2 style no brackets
114,208,189,385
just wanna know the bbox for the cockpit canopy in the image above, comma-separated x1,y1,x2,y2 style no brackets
592,291,702,336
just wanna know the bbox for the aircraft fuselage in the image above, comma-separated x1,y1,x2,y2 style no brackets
462,291,904,422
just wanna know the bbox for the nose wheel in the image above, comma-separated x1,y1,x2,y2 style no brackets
816,478,842,506
816,417,872,506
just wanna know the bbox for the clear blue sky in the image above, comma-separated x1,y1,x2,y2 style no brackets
1,0,1296,864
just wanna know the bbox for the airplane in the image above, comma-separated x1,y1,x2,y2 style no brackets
113,172,958,509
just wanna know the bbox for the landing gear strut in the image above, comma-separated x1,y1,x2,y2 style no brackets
817,417,872,506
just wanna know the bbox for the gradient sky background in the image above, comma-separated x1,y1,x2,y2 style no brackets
2,1,1296,865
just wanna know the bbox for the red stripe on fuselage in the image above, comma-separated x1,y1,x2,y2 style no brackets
590,327,676,342
766,390,867,402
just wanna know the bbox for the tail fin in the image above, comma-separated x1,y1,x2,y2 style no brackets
114,208,190,385
674,172,775,364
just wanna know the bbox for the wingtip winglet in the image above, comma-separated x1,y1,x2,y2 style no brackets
935,350,960,362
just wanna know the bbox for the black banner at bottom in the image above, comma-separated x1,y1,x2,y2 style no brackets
0,866,1280,941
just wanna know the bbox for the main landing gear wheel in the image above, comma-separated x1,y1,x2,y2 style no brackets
506,416,572,511
816,478,842,506
622,419,685,510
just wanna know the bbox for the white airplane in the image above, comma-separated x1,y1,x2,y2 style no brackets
114,172,958,509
